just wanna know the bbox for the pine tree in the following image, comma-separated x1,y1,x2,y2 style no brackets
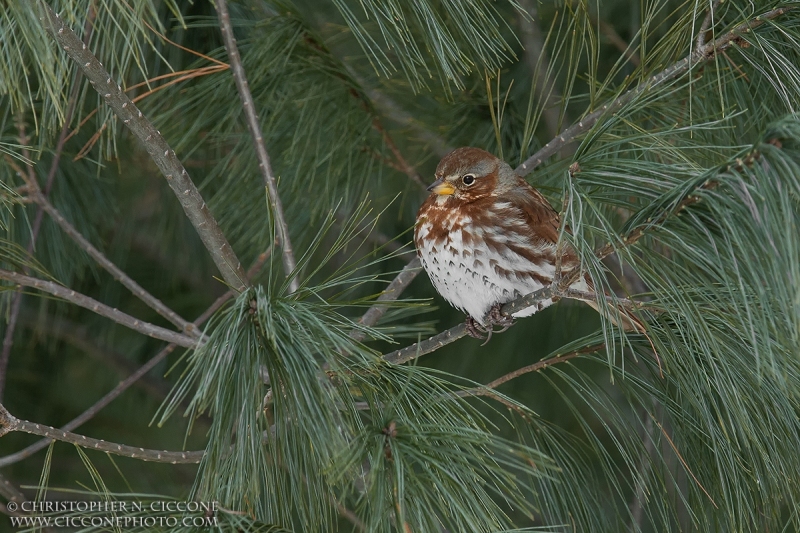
1,0,799,531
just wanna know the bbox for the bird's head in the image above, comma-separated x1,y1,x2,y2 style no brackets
426,147,517,203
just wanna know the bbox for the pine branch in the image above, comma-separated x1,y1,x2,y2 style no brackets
383,282,558,365
0,403,202,464
515,5,795,175
37,2,248,291
0,269,197,348
215,0,298,293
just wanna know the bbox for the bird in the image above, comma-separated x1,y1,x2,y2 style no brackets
414,147,643,339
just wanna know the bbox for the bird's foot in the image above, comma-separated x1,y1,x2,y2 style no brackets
465,315,488,339
487,303,514,331
465,305,515,345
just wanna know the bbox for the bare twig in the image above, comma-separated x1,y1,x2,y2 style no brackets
456,343,605,404
350,257,422,342
215,0,298,293
696,0,724,50
0,403,202,463
341,64,454,158
335,501,367,533
515,5,794,175
0,269,197,348
38,2,248,291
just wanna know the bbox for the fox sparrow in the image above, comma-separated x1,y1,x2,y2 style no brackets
414,147,642,338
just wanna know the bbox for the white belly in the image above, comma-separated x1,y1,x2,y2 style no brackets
416,221,561,325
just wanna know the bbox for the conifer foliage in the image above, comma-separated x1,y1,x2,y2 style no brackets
1,0,800,531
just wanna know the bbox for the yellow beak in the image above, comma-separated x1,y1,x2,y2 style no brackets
427,178,456,196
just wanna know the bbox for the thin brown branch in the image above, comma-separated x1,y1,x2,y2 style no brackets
0,269,197,348
38,2,248,291
341,63,454,158
476,343,604,391
0,403,202,464
515,5,794,175
351,257,422,342
651,414,718,508
335,501,367,533
215,0,298,293
454,344,604,414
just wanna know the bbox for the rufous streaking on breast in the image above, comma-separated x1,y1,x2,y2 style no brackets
414,147,643,339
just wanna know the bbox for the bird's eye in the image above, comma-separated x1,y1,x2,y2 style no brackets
462,174,476,186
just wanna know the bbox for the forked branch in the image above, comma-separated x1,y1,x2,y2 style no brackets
19,175,198,336
38,2,248,291
0,269,197,348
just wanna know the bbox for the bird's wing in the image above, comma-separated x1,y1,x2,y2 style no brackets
502,178,562,246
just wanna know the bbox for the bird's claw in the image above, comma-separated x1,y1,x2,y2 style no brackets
487,304,514,329
465,304,514,344
465,315,488,339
